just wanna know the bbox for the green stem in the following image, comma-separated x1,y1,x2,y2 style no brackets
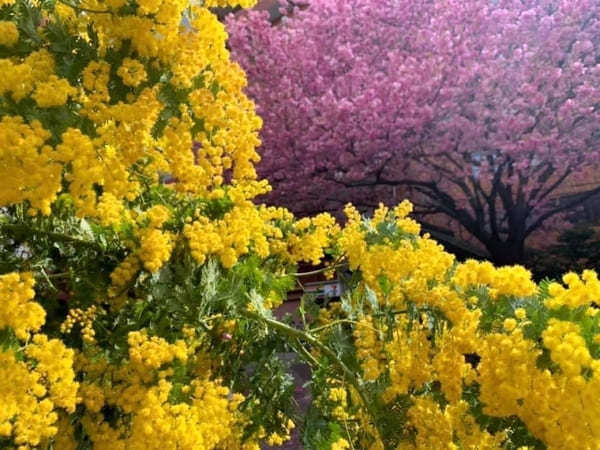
310,319,363,333
242,309,387,448
39,268,58,292
371,307,435,318
45,272,71,279
291,338,321,369
289,263,348,278
287,253,348,278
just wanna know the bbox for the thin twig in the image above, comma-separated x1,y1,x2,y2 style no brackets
292,338,321,368
46,272,70,279
310,319,363,333
289,262,348,277
285,254,347,278
39,268,58,292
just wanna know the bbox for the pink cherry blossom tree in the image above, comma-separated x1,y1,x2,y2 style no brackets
227,0,600,264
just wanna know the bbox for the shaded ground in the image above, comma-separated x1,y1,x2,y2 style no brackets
262,301,312,449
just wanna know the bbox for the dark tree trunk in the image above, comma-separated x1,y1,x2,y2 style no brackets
485,239,526,266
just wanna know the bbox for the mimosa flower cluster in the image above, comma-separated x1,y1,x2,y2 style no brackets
0,274,78,449
0,0,262,220
71,331,258,450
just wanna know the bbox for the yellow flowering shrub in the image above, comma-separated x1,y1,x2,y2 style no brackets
0,0,262,221
0,0,295,448
307,203,600,449
0,274,78,449
1,1,600,449
72,332,257,450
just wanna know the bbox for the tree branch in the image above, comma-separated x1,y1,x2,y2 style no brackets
525,185,600,237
